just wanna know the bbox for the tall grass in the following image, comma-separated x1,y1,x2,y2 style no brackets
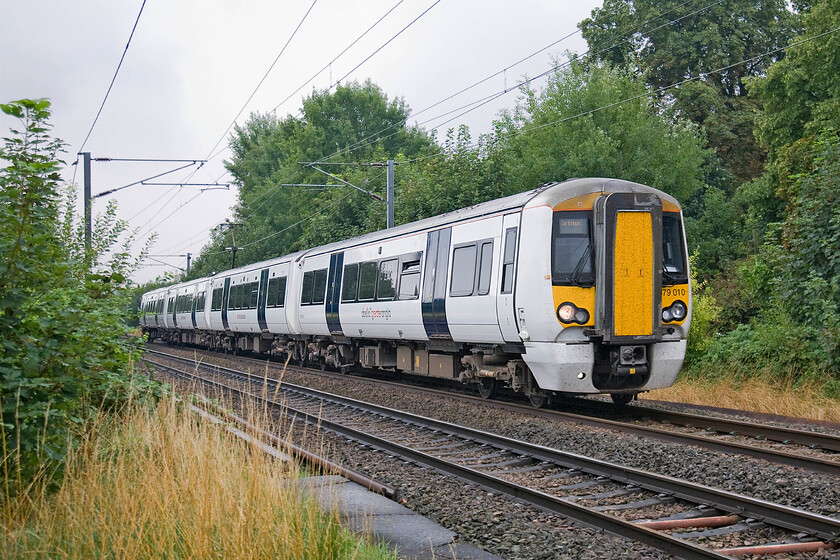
648,371,840,423
1,394,395,560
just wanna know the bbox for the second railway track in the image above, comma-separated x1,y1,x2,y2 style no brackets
147,344,840,476
143,350,840,560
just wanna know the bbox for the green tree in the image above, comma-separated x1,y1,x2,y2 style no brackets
749,0,840,158
189,80,435,277
498,59,708,204
396,126,508,224
580,0,799,185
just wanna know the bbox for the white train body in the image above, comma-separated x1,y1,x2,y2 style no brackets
141,179,691,401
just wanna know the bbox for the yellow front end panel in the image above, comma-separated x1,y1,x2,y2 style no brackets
614,211,654,336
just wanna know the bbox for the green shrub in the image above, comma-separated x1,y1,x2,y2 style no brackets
1,99,160,493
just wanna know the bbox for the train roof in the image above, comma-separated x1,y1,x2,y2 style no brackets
146,178,680,294
297,177,680,259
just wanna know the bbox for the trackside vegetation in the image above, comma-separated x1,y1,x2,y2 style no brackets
1,394,396,560
0,99,160,493
0,100,396,557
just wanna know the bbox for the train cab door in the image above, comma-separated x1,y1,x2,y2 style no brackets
497,213,521,342
595,192,663,344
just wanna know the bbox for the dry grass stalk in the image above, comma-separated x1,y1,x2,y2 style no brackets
648,373,840,423
1,393,394,560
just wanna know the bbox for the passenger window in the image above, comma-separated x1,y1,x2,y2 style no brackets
312,269,328,304
267,278,279,307
358,262,377,300
477,241,493,295
450,245,477,296
342,263,359,302
398,258,421,300
276,277,287,307
249,282,259,309
301,272,313,305
377,259,398,300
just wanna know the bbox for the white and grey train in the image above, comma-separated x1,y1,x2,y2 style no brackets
141,178,691,405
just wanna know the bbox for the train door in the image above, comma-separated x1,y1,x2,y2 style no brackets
190,284,199,328
325,252,344,336
257,268,269,332
422,228,452,339
595,192,663,343
221,277,231,330
497,213,521,342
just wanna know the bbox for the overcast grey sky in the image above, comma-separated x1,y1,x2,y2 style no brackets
1,0,599,283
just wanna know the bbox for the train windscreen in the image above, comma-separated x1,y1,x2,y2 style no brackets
551,212,594,286
662,212,688,284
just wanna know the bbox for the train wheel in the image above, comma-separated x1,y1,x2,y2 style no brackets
477,378,497,399
528,392,548,408
319,359,328,371
610,393,634,406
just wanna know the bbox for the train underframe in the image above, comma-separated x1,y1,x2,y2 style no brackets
146,326,659,406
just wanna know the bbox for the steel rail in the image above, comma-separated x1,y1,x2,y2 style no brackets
144,354,840,551
150,360,397,499
144,347,840,475
579,399,840,453
144,356,730,560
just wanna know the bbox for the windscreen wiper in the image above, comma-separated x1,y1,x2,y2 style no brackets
662,266,677,287
570,244,593,287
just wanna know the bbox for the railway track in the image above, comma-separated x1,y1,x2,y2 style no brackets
143,352,840,560
146,345,840,476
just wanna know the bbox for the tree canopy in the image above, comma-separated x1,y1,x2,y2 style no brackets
189,80,435,277
580,0,799,184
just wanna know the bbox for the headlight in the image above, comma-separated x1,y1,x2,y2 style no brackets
557,302,589,325
662,300,687,323
557,303,576,323
671,300,687,321
574,308,590,324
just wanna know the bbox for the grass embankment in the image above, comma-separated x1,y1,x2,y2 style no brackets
1,396,395,560
646,371,840,423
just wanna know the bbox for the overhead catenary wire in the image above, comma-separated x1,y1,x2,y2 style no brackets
314,0,727,166
270,0,407,115
200,0,441,169
138,0,321,242
239,171,386,251
146,0,776,274
76,0,147,156
403,24,840,165
176,1,718,264
329,0,441,92
136,190,206,241
201,0,319,163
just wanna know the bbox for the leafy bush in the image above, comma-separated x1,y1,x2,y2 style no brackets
685,256,721,361
0,99,161,493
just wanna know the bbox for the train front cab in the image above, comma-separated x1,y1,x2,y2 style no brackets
519,181,690,402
